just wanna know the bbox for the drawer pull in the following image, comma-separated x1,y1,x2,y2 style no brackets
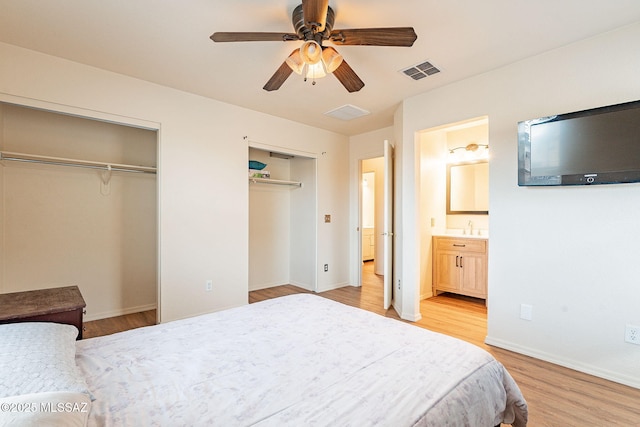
453,244,466,247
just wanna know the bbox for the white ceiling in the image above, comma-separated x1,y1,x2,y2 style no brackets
1,0,640,136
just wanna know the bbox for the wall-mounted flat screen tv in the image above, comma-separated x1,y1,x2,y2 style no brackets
518,99,640,186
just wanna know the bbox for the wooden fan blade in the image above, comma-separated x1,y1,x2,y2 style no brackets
330,27,417,46
302,0,329,31
263,61,294,91
211,32,299,42
332,60,365,93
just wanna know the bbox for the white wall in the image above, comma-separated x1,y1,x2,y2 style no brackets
0,41,350,322
396,102,422,321
361,171,375,229
0,104,157,321
418,131,447,299
397,23,640,388
315,146,350,292
290,156,317,290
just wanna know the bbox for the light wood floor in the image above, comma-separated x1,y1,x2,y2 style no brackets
85,261,640,425
84,309,157,338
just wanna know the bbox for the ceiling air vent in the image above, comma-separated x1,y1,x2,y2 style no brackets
401,60,441,81
324,104,370,121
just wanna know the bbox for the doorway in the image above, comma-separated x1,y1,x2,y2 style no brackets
359,157,384,295
418,116,489,312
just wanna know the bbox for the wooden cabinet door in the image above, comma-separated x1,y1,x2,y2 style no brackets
432,237,488,299
460,253,487,297
434,251,460,291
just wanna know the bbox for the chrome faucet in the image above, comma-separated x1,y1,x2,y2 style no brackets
468,220,474,235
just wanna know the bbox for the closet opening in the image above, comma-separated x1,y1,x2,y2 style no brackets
0,102,159,323
248,144,317,293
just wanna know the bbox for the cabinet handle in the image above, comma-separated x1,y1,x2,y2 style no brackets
460,256,463,268
456,255,459,267
453,244,466,247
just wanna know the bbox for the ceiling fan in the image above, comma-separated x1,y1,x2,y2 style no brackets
210,0,417,92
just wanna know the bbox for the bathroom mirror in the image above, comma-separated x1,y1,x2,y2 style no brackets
447,161,489,214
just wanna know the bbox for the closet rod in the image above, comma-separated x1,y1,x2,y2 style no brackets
249,177,302,187
0,151,157,174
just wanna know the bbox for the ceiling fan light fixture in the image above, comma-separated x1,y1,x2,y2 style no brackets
300,40,322,64
211,2,418,93
285,49,305,74
304,62,327,80
321,47,343,73
287,46,328,80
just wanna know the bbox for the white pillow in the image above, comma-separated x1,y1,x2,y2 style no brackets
0,322,91,398
0,391,91,427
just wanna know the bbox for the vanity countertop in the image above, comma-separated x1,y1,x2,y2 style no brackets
432,231,488,240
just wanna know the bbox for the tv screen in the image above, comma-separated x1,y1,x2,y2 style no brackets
518,100,640,186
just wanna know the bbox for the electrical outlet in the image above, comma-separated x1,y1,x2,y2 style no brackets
625,324,640,345
324,264,328,272
205,280,213,291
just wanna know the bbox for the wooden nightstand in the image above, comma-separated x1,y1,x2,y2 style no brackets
0,286,86,339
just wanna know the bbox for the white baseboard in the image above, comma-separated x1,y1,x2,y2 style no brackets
85,303,157,322
316,281,351,293
249,281,351,293
288,280,314,292
248,281,288,292
400,309,422,322
485,336,640,390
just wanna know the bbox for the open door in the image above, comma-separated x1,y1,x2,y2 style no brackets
383,140,394,309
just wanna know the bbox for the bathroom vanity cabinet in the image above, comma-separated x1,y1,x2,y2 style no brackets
432,236,487,300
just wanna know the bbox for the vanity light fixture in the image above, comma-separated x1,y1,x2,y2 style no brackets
449,143,489,154
448,143,489,162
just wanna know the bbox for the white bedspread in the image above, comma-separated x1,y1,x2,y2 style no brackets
76,294,527,426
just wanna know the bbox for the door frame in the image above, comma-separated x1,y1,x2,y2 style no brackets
382,139,393,309
352,142,393,311
0,93,162,323
354,154,382,287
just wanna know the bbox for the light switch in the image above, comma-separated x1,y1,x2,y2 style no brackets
520,304,533,321
324,215,331,223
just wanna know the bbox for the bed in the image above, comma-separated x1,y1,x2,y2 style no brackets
0,294,528,426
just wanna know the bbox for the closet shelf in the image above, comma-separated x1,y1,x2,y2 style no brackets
0,151,157,174
249,177,302,187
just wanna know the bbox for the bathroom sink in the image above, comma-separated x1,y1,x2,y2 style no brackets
435,229,488,239
460,233,488,239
